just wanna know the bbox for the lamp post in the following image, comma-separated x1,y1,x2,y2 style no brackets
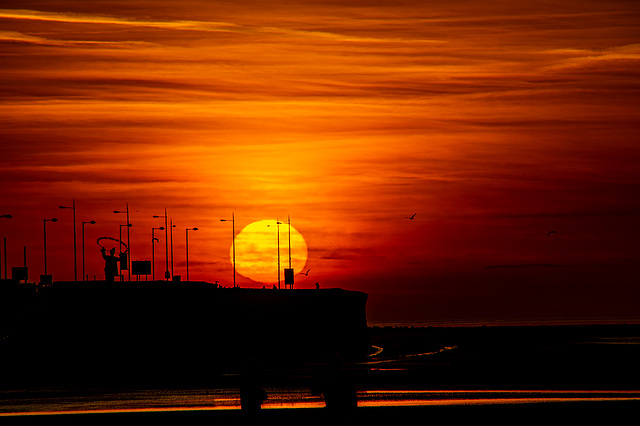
170,219,176,279
82,220,96,281
152,226,164,281
287,215,292,270
220,212,236,288
119,223,132,280
114,203,131,280
1,214,12,280
186,227,198,282
285,215,294,289
43,218,58,276
268,220,283,289
153,209,169,280
59,199,77,281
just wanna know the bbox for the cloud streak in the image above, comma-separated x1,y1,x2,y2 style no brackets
0,9,243,32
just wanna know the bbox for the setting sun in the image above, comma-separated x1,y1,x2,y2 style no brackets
233,219,308,286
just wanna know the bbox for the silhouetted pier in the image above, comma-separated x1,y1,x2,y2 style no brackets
0,280,370,389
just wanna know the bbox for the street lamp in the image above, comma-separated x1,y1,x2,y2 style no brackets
1,214,12,280
114,203,131,280
220,213,236,288
268,220,283,289
186,227,198,282
152,226,164,281
119,223,133,280
153,209,169,280
82,220,96,281
288,215,291,270
43,218,58,276
285,215,294,289
170,219,176,279
59,199,77,281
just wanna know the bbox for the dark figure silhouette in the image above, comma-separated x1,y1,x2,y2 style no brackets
319,353,357,413
240,361,267,415
101,247,119,282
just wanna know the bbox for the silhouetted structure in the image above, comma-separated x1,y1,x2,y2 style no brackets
320,353,357,412
0,281,370,389
240,359,268,415
101,247,119,282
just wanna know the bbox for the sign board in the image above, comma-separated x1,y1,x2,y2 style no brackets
132,260,151,276
284,268,294,287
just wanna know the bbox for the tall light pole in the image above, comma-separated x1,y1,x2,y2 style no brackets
1,214,12,279
268,219,283,289
59,199,77,281
43,218,58,276
288,215,292,270
285,215,294,289
220,212,236,288
153,209,169,280
186,227,198,282
82,220,96,281
152,226,164,281
114,203,131,280
170,219,176,279
277,219,281,289
119,223,132,280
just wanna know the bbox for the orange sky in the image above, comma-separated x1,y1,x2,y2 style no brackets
1,1,639,323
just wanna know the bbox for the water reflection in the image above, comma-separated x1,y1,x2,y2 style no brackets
358,389,640,407
2,389,640,416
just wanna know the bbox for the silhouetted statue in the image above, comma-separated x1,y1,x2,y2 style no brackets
240,360,267,415
101,247,119,282
318,353,357,413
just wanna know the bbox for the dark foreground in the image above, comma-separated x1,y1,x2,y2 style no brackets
2,323,639,423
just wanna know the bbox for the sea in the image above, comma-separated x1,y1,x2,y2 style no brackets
367,316,640,328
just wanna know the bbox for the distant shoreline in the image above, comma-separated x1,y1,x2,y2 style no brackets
367,317,640,328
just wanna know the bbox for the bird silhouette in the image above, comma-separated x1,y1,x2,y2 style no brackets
405,213,416,220
547,230,559,237
303,269,310,276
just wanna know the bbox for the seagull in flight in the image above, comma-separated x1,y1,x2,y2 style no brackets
405,213,416,220
303,269,311,276
547,230,559,237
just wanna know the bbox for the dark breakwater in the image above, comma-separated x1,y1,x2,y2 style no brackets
0,281,370,388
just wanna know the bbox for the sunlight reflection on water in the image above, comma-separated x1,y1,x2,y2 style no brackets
2,389,640,416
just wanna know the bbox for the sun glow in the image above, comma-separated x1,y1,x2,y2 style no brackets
233,220,308,286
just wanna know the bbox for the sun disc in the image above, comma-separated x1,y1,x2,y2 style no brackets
232,220,308,285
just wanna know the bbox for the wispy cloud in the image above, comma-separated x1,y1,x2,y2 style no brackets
0,8,444,44
0,29,154,47
0,9,242,32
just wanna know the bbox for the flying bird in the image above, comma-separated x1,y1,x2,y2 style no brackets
547,230,559,237
405,213,416,220
303,269,311,276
